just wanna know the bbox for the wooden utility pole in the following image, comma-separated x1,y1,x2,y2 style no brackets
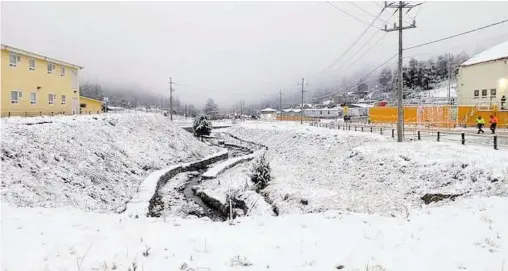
279,89,283,121
169,77,174,121
383,1,418,142
298,78,306,124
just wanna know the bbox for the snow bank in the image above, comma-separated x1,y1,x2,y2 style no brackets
1,113,221,213
227,122,508,216
202,151,259,179
3,196,508,270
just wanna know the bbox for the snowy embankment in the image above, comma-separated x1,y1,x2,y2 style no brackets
3,196,508,271
0,113,221,213
227,122,508,216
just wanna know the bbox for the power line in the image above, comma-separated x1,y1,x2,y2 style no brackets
325,1,383,30
405,18,508,50
348,1,390,24
321,6,386,73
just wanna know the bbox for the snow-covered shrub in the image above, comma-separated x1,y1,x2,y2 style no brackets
250,154,271,191
193,115,212,139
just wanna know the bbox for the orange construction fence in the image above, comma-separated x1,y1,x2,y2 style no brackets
369,105,508,128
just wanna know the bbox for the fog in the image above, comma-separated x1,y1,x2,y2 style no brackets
2,1,508,107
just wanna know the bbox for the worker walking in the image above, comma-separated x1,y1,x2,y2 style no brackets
476,116,485,134
489,115,498,134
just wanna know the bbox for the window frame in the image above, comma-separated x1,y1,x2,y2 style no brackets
490,89,496,98
30,92,37,105
48,93,55,105
29,58,36,70
474,90,479,99
11,90,21,104
47,63,55,74
61,94,66,104
61,66,65,76
481,89,488,98
9,53,20,67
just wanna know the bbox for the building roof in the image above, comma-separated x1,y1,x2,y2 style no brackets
1,44,83,70
461,40,508,66
260,107,277,112
80,96,103,103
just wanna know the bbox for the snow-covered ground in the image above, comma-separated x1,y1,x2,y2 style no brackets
1,113,221,213
3,196,508,271
3,118,508,270
227,121,508,216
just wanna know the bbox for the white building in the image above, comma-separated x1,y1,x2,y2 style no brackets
458,40,508,108
259,107,277,120
302,108,342,119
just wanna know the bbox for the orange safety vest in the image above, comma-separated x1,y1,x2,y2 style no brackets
491,116,498,124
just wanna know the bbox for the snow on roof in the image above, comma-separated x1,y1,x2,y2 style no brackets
260,107,277,112
461,40,508,66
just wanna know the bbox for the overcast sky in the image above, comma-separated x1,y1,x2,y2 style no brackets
2,1,508,107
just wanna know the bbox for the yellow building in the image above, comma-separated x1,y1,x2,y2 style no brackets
79,96,103,115
1,44,83,117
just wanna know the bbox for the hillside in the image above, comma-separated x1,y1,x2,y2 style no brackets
0,113,221,213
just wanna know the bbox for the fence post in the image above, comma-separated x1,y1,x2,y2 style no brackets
461,133,465,145
494,135,498,150
355,126,357,131
348,126,351,131
40,111,42,116
380,128,383,135
51,111,54,116
418,131,421,140
370,126,373,133
391,129,394,138
25,111,27,117
437,131,440,142
361,126,364,132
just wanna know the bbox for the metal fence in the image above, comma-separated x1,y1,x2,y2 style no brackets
310,121,508,150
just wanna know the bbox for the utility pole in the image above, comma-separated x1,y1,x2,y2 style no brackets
298,78,306,124
383,1,417,142
279,89,283,121
447,53,452,101
169,77,175,121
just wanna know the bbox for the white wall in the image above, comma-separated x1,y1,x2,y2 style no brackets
458,60,508,106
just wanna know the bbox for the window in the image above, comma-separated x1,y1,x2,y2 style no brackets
71,70,78,90
47,63,55,74
61,66,65,76
9,54,20,67
80,103,87,108
30,92,37,104
474,90,479,99
11,90,21,104
61,95,66,104
29,59,35,70
48,93,55,105
481,89,487,98
490,89,496,98
328,111,330,115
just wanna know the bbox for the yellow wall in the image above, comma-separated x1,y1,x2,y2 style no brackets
458,106,508,127
79,96,102,115
1,48,80,117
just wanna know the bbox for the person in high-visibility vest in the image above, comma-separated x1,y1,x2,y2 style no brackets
489,115,498,134
476,116,485,134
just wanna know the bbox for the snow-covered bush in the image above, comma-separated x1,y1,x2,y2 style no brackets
193,115,212,139
250,154,271,191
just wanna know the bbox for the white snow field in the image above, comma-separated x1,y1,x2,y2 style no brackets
227,122,508,216
2,196,508,271
2,118,508,270
1,113,221,212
